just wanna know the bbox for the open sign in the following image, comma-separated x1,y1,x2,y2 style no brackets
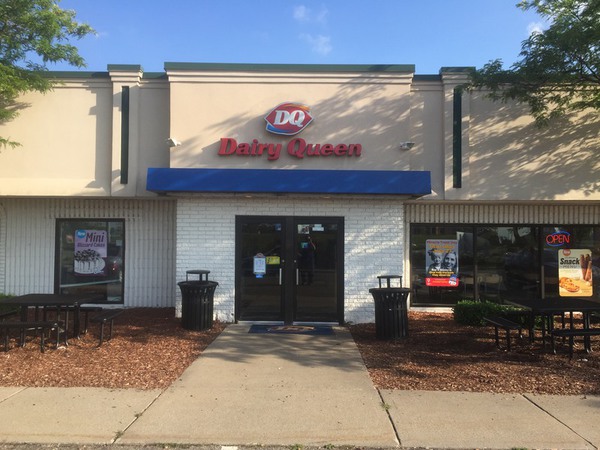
546,231,571,247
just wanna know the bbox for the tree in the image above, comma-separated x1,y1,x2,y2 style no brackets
469,0,600,126
0,0,94,147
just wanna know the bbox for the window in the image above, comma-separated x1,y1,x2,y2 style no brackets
410,225,473,306
542,226,600,299
55,219,124,304
410,224,599,306
478,226,539,302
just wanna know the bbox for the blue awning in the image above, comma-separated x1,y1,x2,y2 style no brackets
146,168,431,196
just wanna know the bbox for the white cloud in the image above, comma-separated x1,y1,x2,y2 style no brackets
315,7,328,24
294,5,310,22
527,21,545,35
293,5,328,24
300,33,332,56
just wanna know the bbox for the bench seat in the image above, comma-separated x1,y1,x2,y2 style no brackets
0,309,19,321
0,320,64,352
551,327,600,358
90,309,124,345
483,316,523,351
42,305,104,336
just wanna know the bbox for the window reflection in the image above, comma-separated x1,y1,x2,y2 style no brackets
410,224,598,306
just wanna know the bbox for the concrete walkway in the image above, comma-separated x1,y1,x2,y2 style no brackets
0,324,599,449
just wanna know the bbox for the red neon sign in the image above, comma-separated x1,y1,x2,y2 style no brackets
546,231,571,247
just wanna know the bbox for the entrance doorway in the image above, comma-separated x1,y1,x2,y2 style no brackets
235,216,344,324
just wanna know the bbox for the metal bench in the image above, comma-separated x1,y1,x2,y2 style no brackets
43,305,103,336
89,309,124,345
0,320,64,352
0,309,19,321
551,327,600,358
483,316,523,351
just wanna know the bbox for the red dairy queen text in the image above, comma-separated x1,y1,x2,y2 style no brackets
218,102,362,161
218,137,361,161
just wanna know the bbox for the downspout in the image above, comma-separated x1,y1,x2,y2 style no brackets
120,86,130,184
452,87,462,188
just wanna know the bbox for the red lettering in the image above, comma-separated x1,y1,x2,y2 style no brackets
218,138,237,155
306,143,319,156
237,142,251,155
320,144,333,156
348,144,362,156
334,144,348,156
545,233,571,245
222,137,361,160
288,138,305,158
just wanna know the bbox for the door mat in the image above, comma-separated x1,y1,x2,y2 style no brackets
248,324,334,335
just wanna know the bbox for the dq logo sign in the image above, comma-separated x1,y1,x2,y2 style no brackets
265,102,313,136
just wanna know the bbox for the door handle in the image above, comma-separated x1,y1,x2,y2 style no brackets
296,268,300,285
279,268,283,285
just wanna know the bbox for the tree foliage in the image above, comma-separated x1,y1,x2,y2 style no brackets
0,0,94,147
469,0,600,126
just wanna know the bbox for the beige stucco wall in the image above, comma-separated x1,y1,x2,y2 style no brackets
1,64,598,202
462,91,600,201
166,69,416,172
0,73,169,198
407,78,445,198
0,78,113,196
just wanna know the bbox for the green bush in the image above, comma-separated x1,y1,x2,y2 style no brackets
453,300,526,326
0,293,16,313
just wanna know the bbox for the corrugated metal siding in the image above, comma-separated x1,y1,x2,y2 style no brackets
0,198,176,306
0,203,5,292
405,203,600,224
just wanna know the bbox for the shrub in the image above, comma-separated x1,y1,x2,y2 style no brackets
453,300,526,326
0,293,15,313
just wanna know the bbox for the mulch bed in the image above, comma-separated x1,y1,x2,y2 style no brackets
0,308,225,390
349,311,600,395
1,308,599,395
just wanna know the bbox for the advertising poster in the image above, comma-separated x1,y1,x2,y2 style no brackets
425,239,459,287
253,253,267,278
558,249,593,297
74,229,107,276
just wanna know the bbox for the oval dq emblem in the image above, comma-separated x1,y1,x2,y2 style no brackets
265,102,313,136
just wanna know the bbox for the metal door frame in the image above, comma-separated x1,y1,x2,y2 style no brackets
235,215,344,324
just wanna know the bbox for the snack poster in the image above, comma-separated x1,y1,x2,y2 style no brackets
558,249,593,297
74,229,107,276
425,239,459,287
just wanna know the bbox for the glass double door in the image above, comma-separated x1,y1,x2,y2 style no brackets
236,216,343,324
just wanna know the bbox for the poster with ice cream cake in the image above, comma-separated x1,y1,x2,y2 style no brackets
558,248,593,297
74,229,107,276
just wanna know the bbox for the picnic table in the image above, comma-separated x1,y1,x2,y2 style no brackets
506,297,600,353
0,293,90,344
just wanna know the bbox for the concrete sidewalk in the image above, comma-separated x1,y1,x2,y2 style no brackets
0,324,598,449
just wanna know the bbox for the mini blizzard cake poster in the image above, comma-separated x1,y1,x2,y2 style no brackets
74,229,107,276
557,248,593,297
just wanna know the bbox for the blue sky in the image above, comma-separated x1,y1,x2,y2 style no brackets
51,1,545,75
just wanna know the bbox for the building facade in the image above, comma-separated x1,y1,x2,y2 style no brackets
1,63,598,324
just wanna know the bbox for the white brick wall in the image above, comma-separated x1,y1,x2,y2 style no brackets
175,195,405,324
